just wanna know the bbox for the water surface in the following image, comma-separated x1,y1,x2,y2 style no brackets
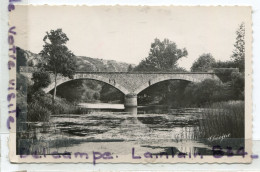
24,103,214,156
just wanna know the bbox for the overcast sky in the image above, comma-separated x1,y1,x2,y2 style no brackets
11,6,251,70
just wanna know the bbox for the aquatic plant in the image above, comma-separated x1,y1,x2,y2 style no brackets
197,101,244,147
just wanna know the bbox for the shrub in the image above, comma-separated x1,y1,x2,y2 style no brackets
27,87,89,122
31,70,51,90
213,68,239,82
228,72,244,100
27,102,51,122
183,79,228,106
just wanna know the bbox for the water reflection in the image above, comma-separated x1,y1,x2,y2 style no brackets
20,104,214,156
125,107,137,115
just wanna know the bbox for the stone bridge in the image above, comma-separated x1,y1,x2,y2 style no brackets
20,67,220,107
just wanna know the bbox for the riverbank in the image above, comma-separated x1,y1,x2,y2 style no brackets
196,100,244,149
26,92,89,122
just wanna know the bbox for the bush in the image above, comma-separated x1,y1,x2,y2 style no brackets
16,73,28,93
31,70,51,90
183,79,229,106
213,68,239,83
212,60,238,69
27,87,88,122
93,92,100,100
100,85,124,103
27,102,51,122
27,88,51,122
228,72,244,100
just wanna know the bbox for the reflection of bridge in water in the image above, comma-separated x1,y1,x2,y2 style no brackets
20,67,220,108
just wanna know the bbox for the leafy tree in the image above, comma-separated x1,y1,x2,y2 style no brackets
31,70,51,90
16,47,27,73
100,84,124,103
213,68,239,83
127,64,133,72
228,72,244,100
39,29,77,102
93,92,100,100
134,38,188,72
161,80,189,106
54,80,84,102
212,60,237,69
231,22,245,72
17,73,28,93
173,67,188,72
184,79,227,105
191,53,216,72
138,81,169,105
138,80,189,106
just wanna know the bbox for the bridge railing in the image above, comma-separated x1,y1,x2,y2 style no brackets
19,66,217,74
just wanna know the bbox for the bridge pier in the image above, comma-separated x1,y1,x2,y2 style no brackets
124,94,137,107
125,107,137,115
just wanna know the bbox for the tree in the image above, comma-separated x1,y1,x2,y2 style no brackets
31,70,51,90
228,72,244,100
39,29,77,102
93,92,100,100
16,47,27,73
127,64,133,72
212,60,237,69
231,22,245,72
134,38,188,72
184,79,227,105
191,53,216,72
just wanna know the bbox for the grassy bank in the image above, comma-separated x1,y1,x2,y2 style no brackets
27,91,88,122
196,101,244,148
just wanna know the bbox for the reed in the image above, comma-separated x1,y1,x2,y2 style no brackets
197,101,244,147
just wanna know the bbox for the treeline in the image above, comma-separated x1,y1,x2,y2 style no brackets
138,72,243,107
136,23,245,106
16,22,246,122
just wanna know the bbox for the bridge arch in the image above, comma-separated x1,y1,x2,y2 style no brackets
43,74,130,95
134,74,210,95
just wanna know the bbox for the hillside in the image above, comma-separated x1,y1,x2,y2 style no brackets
21,48,133,72
17,47,132,103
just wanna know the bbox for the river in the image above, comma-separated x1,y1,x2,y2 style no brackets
21,103,216,157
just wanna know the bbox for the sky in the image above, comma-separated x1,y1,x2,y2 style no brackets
10,6,251,70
